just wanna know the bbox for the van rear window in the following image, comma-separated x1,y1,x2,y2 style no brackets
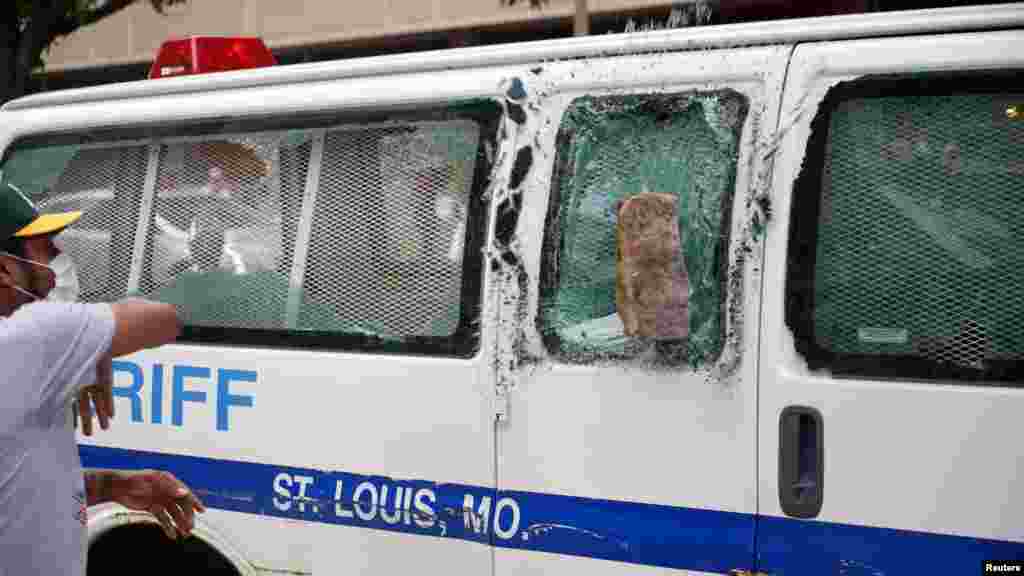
0,103,499,356
786,72,1024,382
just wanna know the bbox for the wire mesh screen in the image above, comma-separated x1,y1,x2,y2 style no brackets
815,93,1024,372
1,144,148,301
540,92,746,366
299,121,478,338
1,111,487,351
142,134,307,330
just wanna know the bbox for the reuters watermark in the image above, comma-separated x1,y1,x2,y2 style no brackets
984,561,1024,574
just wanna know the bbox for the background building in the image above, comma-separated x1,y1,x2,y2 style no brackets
36,0,987,93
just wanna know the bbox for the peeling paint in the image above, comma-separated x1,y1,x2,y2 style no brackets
507,102,527,125
492,79,545,387
523,523,630,551
506,77,528,101
754,193,772,222
495,193,522,250
701,88,787,383
508,146,533,190
500,248,520,268
253,567,310,576
838,559,887,576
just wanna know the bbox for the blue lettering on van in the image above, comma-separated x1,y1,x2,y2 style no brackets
80,444,1024,575
152,363,165,424
111,361,255,431
269,471,520,544
111,360,143,422
217,369,256,431
172,365,208,426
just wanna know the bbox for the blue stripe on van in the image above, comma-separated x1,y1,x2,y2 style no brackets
80,445,754,573
80,445,1023,574
757,515,1024,575
493,488,754,573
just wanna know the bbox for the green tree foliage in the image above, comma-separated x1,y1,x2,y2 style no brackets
1,0,187,104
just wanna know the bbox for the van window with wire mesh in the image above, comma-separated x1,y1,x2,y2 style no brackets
0,143,148,302
1,105,494,354
299,121,479,339
789,79,1024,381
142,134,303,331
539,92,747,366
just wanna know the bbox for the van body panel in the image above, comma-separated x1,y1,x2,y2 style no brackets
490,45,789,574
759,28,1024,575
74,345,498,573
0,64,515,574
0,8,1021,576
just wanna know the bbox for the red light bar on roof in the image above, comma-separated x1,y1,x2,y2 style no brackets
149,37,276,79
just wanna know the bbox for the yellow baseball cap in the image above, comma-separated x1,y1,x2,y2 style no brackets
1,180,82,239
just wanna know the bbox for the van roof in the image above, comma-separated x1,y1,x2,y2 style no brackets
5,3,1023,113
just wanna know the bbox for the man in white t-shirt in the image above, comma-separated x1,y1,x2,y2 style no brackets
0,180,205,575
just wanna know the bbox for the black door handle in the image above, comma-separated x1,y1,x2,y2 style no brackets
779,405,824,518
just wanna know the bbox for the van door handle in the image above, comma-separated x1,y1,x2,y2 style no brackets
778,406,824,518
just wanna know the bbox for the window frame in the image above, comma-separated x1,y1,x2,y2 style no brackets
1,101,502,358
536,90,747,367
784,70,1024,383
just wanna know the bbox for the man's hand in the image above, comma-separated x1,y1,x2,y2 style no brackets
77,351,114,436
87,470,206,540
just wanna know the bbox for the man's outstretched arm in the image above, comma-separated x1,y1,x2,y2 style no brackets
78,299,182,436
83,469,206,539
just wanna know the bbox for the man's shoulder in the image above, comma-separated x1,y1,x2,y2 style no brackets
4,302,71,329
2,302,112,340
8,301,109,320
0,305,77,371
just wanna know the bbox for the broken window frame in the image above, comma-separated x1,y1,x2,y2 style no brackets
537,90,748,367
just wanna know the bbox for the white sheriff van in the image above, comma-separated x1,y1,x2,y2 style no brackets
1,4,1022,575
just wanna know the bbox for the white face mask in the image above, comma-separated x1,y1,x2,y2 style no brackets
1,236,81,303
45,250,80,302
43,235,80,302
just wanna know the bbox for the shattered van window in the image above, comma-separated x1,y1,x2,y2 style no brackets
539,91,748,366
300,120,479,339
811,91,1024,377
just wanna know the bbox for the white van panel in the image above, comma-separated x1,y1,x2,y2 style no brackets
80,340,497,573
1,62,517,574
1,7,1021,575
492,45,788,574
760,28,1024,574
0,65,519,150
